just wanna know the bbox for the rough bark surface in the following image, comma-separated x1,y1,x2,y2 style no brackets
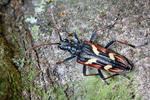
0,0,150,100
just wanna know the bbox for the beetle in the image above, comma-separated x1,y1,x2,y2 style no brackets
30,29,148,85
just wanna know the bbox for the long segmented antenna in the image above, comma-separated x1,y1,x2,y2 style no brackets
29,43,59,50
97,14,119,32
50,9,63,41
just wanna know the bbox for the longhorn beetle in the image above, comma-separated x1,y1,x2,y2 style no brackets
30,27,148,85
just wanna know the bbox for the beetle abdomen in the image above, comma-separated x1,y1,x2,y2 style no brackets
77,41,132,73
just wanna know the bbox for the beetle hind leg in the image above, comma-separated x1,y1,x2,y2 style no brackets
83,65,109,85
83,65,99,76
105,40,149,49
83,65,130,85
104,73,130,81
104,73,120,80
98,69,109,85
119,73,130,80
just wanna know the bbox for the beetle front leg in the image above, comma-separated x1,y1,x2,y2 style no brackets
56,56,76,64
74,32,80,43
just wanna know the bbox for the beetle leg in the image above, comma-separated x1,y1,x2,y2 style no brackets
98,69,109,85
119,73,130,80
105,40,149,49
83,65,99,76
104,73,120,80
56,56,76,64
90,22,118,43
83,65,87,76
104,40,116,49
116,40,136,48
74,32,80,43
117,40,149,48
90,15,120,43
83,66,109,84
104,73,130,81
90,31,97,42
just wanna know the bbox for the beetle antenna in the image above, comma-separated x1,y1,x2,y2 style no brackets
57,30,63,41
50,9,63,41
29,43,60,50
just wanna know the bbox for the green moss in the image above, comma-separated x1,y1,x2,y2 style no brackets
32,25,39,31
33,33,39,40
46,0,52,3
74,73,135,100
54,84,67,100
99,5,108,13
0,35,23,99
18,60,68,100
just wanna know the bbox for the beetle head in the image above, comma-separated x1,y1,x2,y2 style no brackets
58,39,71,50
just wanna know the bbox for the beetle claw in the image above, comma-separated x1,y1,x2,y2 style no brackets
104,80,109,85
